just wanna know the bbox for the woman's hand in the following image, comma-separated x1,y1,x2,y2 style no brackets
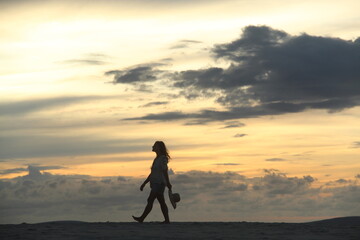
140,182,146,191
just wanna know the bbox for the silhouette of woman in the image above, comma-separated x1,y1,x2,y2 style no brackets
132,141,172,223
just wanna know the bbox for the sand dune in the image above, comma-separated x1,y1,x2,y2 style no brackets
1,217,359,240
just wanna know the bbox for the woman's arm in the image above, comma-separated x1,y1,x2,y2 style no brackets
163,169,172,190
140,173,151,191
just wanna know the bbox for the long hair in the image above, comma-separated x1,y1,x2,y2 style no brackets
155,141,171,159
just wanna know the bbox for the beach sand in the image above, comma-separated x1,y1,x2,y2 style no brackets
1,217,359,240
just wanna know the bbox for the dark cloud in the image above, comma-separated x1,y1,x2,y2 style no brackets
265,158,287,162
24,166,52,179
351,141,360,148
0,168,27,175
118,25,360,122
105,63,167,84
184,25,360,109
30,165,65,171
255,169,315,196
0,165,65,176
125,105,306,122
124,111,192,121
0,96,110,116
335,179,351,184
0,168,359,223
183,119,210,126
325,178,357,186
141,101,169,107
173,67,224,89
234,133,247,138
133,83,154,92
117,176,127,182
222,121,245,128
0,167,142,223
0,134,150,159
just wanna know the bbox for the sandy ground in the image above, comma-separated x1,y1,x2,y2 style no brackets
1,217,359,240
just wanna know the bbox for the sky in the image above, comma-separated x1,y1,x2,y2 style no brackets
0,0,359,223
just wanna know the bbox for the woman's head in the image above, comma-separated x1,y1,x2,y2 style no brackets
152,141,171,159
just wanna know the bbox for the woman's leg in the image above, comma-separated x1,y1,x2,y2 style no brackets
133,191,157,222
156,193,170,223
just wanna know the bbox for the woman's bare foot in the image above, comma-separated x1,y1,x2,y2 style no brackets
132,216,143,223
161,220,170,224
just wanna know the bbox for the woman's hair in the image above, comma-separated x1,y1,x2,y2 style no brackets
155,141,171,159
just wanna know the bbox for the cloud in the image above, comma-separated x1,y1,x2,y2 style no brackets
117,176,127,182
124,111,193,121
183,25,360,110
60,59,106,65
351,141,360,148
234,133,247,138
0,167,146,223
23,165,60,180
183,119,211,126
0,168,28,175
105,63,167,84
265,158,287,162
254,169,315,196
141,101,169,107
117,25,360,122
335,179,351,184
58,52,110,65
222,121,245,128
0,165,65,176
0,168,359,223
0,134,151,159
170,39,202,49
168,168,175,175
0,96,110,116
179,40,202,44
325,178,358,186
125,104,313,122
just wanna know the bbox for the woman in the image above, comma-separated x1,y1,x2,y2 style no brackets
132,141,172,223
